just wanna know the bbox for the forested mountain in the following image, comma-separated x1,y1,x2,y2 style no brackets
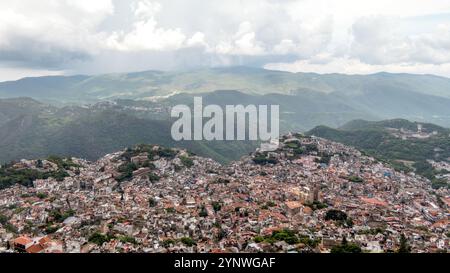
1,66,450,169
1,67,450,127
0,98,257,164
308,119,450,189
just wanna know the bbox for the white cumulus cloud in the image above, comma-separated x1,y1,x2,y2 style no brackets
2,0,450,79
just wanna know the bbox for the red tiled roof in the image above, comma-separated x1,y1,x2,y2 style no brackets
361,197,388,207
39,236,51,245
285,201,303,210
270,212,288,222
443,197,450,207
303,206,313,215
14,236,32,246
26,243,44,254
431,219,449,229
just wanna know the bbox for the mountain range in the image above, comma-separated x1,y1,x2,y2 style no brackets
0,97,258,164
1,67,450,168
1,67,450,128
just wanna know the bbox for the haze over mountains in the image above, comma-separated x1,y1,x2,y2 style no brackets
1,67,450,128
0,97,258,164
0,67,450,165
2,67,450,100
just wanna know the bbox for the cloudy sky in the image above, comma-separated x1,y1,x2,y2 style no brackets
1,0,450,81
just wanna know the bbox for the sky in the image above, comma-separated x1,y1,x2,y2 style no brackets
1,0,450,81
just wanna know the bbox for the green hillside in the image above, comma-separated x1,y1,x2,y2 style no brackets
2,68,450,101
308,119,450,189
1,67,450,127
0,98,257,164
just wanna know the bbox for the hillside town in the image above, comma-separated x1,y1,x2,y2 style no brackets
0,134,448,253
386,124,439,140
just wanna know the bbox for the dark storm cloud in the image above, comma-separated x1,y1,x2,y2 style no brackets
0,37,92,69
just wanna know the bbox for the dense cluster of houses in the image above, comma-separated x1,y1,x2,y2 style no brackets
0,135,448,253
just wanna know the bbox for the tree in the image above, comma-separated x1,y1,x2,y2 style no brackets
148,173,160,182
199,206,208,217
331,237,362,253
325,209,348,221
252,154,278,165
89,232,110,246
158,148,177,158
348,176,364,183
217,229,227,241
397,234,411,253
116,162,137,182
166,207,176,213
36,159,43,168
212,201,222,212
180,156,194,168
162,239,176,248
345,217,354,228
37,192,48,199
148,197,157,207
181,237,196,247
119,236,137,244
0,214,8,225
45,225,59,234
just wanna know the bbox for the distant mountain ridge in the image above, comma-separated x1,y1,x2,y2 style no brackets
1,67,450,127
1,67,450,102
